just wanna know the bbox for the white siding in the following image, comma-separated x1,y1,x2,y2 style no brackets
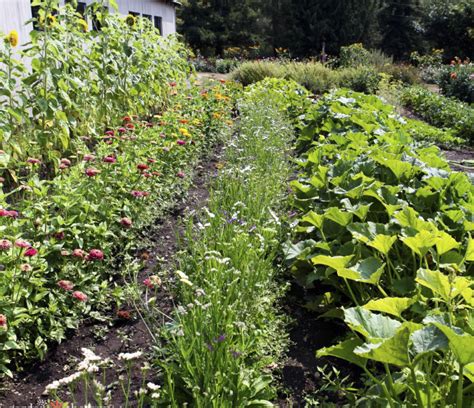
0,0,176,44
0,0,33,47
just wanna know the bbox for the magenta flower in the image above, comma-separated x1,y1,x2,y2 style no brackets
53,231,65,240
103,156,116,164
120,217,133,228
83,154,95,162
137,163,149,171
177,171,185,178
131,190,149,198
0,314,6,329
0,209,18,218
72,291,88,302
72,248,86,258
85,168,100,177
87,249,104,261
143,278,153,289
177,140,186,146
105,130,115,136
24,247,38,257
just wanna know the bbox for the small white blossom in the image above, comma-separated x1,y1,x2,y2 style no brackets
118,351,143,361
147,382,161,391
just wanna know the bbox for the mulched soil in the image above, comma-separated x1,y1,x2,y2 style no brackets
276,283,358,407
0,147,222,407
442,146,474,173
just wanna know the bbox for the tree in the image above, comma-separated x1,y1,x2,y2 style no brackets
379,0,425,59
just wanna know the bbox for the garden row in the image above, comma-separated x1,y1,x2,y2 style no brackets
282,83,474,406
38,74,301,406
0,81,234,377
0,1,189,178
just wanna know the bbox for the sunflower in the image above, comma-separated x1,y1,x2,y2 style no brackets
125,15,136,27
5,30,19,47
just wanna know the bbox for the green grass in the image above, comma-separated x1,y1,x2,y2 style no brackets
155,85,295,407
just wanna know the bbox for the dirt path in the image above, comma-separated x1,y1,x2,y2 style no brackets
1,147,222,407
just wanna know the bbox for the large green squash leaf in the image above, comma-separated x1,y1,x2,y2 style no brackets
317,338,367,368
337,257,385,285
363,297,414,318
433,324,474,366
344,307,401,340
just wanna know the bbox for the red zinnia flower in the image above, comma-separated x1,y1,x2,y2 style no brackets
169,81,177,87
450,72,457,79
85,168,100,177
105,130,115,136
179,119,189,124
125,123,135,130
147,158,157,163
137,163,149,171
122,116,132,122
103,155,116,163
86,249,104,261
177,171,185,178
143,278,153,288
53,231,65,240
24,247,38,257
120,217,133,228
72,291,88,302
15,239,30,248
57,280,74,291
0,314,7,329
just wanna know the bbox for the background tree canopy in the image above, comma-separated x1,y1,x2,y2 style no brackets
177,0,474,60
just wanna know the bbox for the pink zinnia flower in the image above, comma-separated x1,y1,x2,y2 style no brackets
122,116,132,122
20,263,32,272
125,123,135,130
15,239,30,248
169,81,177,87
120,217,133,228
103,155,116,163
85,168,100,177
60,158,71,167
143,172,151,178
137,163,149,171
118,127,126,133
57,280,74,291
83,154,95,162
72,291,88,302
152,171,161,177
0,314,7,329
105,130,115,136
24,247,38,257
0,209,18,218
27,158,41,165
72,248,86,258
87,249,104,261
61,250,70,256
177,140,186,146
0,239,12,250
131,190,149,198
177,171,185,178
147,158,157,163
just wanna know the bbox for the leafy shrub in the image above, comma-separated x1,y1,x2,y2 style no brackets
438,60,474,103
401,86,474,143
215,58,240,73
379,64,421,85
231,61,286,85
339,43,372,68
338,66,380,94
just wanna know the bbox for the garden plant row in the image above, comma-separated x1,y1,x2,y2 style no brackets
283,83,474,406
0,81,234,377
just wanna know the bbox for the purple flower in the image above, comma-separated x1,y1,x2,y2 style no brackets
215,334,226,343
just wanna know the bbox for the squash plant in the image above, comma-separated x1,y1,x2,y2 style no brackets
286,89,473,406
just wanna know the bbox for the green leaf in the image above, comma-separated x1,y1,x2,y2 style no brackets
337,257,385,285
317,338,367,368
344,307,401,340
435,231,460,256
311,255,353,269
466,238,474,262
355,326,412,367
367,234,397,256
401,230,438,257
302,211,324,230
284,240,316,261
363,297,415,318
433,324,474,365
416,269,451,302
411,326,448,355
324,207,353,226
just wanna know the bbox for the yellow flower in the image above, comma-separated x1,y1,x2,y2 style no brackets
125,15,136,27
179,128,191,137
78,19,88,32
212,112,222,119
6,30,18,47
47,14,57,26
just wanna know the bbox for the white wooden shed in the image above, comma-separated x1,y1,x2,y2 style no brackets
0,0,179,46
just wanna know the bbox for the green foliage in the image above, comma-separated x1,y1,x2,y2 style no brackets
283,87,474,406
438,61,474,103
0,0,190,176
400,86,474,143
157,81,293,406
0,83,234,376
